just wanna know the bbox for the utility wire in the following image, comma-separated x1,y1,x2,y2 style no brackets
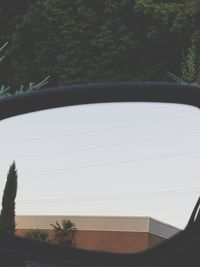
20,148,200,175
0,113,198,145
16,188,200,204
1,130,200,161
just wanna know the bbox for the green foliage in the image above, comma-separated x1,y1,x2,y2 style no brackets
0,42,8,63
0,162,18,234
168,32,200,84
0,0,36,40
50,219,77,247
135,0,200,34
14,76,50,95
1,0,200,85
24,229,49,242
0,76,50,97
0,43,49,97
4,0,142,87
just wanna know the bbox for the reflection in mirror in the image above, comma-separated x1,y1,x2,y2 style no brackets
0,102,200,253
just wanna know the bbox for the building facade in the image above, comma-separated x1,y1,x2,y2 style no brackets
16,216,180,253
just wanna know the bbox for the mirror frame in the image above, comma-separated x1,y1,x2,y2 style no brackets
1,81,200,120
0,81,200,266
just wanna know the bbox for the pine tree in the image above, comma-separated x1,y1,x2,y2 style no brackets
0,161,18,234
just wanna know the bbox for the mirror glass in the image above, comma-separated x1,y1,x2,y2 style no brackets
0,102,200,253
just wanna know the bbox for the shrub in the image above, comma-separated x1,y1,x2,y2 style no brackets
24,229,49,242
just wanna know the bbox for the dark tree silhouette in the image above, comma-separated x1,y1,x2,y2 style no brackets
0,161,18,234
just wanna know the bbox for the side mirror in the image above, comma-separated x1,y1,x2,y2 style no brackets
0,82,200,266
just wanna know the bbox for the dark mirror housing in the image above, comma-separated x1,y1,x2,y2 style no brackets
0,81,200,267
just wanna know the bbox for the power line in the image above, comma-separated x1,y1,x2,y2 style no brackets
1,130,200,161
20,148,200,175
0,113,198,145
16,188,200,204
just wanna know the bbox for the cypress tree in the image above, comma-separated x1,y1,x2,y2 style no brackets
0,161,18,234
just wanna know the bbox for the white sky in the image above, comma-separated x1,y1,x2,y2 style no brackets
0,102,200,230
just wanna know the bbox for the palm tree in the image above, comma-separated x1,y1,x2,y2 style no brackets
50,219,77,247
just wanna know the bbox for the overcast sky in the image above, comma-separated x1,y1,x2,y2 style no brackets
0,102,200,230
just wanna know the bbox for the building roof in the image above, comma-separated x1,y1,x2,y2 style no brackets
16,215,180,239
